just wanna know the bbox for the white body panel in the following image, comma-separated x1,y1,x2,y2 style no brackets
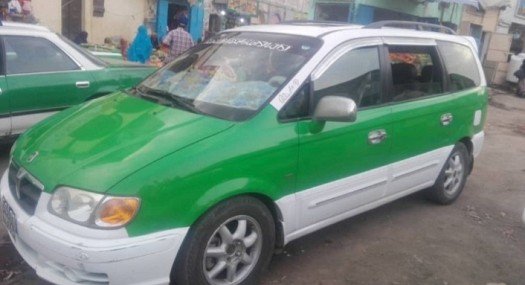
0,173,188,285
0,117,11,137
472,131,485,158
11,112,58,136
278,144,453,244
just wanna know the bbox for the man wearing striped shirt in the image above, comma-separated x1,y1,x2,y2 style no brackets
162,16,195,63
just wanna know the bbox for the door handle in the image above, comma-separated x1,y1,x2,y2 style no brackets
368,129,387,145
0,87,2,95
441,113,453,126
76,81,90,88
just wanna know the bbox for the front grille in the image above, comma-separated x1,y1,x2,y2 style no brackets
8,161,43,215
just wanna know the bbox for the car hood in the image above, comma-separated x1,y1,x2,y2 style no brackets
14,92,233,193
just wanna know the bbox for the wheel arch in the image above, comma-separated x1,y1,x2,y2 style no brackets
190,192,286,252
458,136,474,175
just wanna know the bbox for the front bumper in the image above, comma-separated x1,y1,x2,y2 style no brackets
1,170,188,285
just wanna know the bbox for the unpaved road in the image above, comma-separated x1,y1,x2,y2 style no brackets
1,89,524,285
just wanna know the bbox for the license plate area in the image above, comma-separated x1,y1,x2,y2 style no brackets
1,196,17,241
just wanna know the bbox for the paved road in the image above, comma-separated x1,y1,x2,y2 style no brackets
1,89,524,285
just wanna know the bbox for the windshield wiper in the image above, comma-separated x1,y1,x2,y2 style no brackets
135,85,200,113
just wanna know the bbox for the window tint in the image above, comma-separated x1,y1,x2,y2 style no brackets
313,46,382,108
437,41,481,91
388,45,444,102
4,36,79,74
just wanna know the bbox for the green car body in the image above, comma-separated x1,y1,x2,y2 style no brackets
2,22,487,285
0,23,156,139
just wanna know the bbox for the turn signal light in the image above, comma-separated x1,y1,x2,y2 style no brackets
96,198,140,227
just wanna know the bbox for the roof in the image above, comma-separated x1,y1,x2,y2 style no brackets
0,21,51,32
229,22,362,38
226,21,473,49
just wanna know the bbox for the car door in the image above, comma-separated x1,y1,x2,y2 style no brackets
2,35,95,135
0,72,9,137
293,41,393,228
384,38,461,197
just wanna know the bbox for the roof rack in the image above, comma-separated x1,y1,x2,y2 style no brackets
279,20,353,27
364,21,456,35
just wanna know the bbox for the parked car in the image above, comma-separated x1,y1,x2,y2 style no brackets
1,21,487,285
0,22,156,140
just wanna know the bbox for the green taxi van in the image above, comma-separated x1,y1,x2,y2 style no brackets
0,22,156,140
2,21,487,285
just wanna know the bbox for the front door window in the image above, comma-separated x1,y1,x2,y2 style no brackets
4,36,79,74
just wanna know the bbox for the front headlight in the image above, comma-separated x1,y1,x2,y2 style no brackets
49,187,140,228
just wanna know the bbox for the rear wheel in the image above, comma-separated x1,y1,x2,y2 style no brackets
171,196,275,285
426,143,469,205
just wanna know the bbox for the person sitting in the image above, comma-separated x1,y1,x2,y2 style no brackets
73,31,88,45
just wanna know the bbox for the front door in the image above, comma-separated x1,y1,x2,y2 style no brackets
0,75,10,137
1,38,11,137
3,35,94,135
295,42,392,228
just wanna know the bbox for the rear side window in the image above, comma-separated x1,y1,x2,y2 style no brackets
387,45,444,102
437,41,481,91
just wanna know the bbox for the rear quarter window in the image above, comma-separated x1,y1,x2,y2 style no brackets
437,41,481,91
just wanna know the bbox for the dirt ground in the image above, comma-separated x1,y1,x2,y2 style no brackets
1,88,524,285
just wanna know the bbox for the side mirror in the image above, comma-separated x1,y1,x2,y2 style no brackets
313,96,357,122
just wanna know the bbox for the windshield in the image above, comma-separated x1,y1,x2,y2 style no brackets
135,32,321,121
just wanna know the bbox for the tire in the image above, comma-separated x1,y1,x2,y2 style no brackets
171,196,275,285
426,143,469,205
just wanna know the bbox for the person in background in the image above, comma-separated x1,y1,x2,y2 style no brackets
7,0,21,15
127,25,153,64
514,59,525,98
0,3,9,21
150,32,160,50
73,31,88,45
20,0,31,15
120,38,129,60
162,16,194,64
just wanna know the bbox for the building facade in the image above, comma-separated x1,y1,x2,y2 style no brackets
310,0,464,29
6,0,308,46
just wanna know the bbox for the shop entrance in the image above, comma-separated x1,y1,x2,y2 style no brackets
167,3,188,30
62,0,83,40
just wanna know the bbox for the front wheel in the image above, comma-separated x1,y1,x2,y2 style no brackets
426,143,469,205
171,196,275,285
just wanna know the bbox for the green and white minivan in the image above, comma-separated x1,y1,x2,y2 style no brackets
2,21,487,285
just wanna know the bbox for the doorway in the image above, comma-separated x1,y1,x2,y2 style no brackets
62,0,83,41
168,3,188,30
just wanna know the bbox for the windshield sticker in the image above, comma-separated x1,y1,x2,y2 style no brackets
276,78,301,105
206,38,292,52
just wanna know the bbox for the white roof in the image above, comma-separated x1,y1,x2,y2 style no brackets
228,22,473,48
0,21,51,32
230,23,362,38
